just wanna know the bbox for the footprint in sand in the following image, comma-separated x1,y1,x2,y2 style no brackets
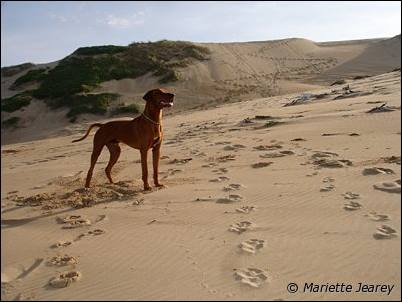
51,241,73,249
216,154,237,163
373,179,401,194
217,194,244,203
87,229,106,236
320,184,335,192
253,144,282,151
223,144,246,151
311,151,339,159
373,225,398,240
383,156,400,165
229,221,254,234
236,206,256,214
291,138,306,142
310,152,352,168
214,141,232,145
362,167,395,176
322,177,335,183
233,267,269,288
212,167,229,174
251,162,273,168
160,168,184,179
259,150,294,158
223,183,245,191
95,214,107,223
47,255,78,266
168,158,193,165
364,212,390,222
75,229,106,241
57,215,91,229
344,201,362,211
313,158,352,168
49,271,82,288
209,176,230,182
342,192,360,200
239,239,265,254
202,163,218,168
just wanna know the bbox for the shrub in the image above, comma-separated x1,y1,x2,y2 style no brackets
111,104,141,115
74,45,128,56
2,117,20,129
1,92,32,112
12,68,48,88
159,70,180,83
55,93,120,122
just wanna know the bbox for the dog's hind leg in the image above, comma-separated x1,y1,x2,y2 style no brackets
105,142,121,184
85,144,104,188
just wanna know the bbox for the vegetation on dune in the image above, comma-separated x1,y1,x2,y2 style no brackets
48,93,121,122
111,103,141,116
73,45,128,56
12,68,49,88
33,40,210,99
1,63,35,77
2,117,20,129
1,92,33,112
2,40,210,122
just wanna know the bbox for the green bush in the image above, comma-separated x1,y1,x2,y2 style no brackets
56,93,120,122
2,117,20,129
111,104,140,115
1,92,32,112
12,68,48,88
159,69,180,83
74,45,128,56
33,56,122,99
33,40,210,100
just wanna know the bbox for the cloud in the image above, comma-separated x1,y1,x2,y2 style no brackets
105,12,145,29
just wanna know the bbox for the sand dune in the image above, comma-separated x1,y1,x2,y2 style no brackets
1,70,400,300
2,36,400,145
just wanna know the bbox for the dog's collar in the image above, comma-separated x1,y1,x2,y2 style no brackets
141,113,160,125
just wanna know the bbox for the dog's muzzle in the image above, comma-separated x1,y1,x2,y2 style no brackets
161,100,174,107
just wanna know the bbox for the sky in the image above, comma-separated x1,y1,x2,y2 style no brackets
1,1,401,67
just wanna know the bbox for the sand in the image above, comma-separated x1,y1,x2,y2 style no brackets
1,69,400,300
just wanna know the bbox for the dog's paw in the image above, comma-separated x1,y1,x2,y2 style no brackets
155,183,166,189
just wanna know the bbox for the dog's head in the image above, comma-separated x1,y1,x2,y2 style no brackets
143,88,174,110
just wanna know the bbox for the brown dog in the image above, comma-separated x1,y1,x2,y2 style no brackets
72,88,174,190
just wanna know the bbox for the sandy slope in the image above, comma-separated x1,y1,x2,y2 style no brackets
1,71,400,301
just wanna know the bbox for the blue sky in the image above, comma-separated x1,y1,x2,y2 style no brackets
1,1,401,67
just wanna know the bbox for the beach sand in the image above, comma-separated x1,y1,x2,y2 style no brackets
1,70,400,300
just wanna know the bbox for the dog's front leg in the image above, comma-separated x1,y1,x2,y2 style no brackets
140,149,151,191
152,144,163,187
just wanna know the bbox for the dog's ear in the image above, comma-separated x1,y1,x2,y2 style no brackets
143,90,154,102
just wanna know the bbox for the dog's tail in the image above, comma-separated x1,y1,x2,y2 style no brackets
72,123,103,143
